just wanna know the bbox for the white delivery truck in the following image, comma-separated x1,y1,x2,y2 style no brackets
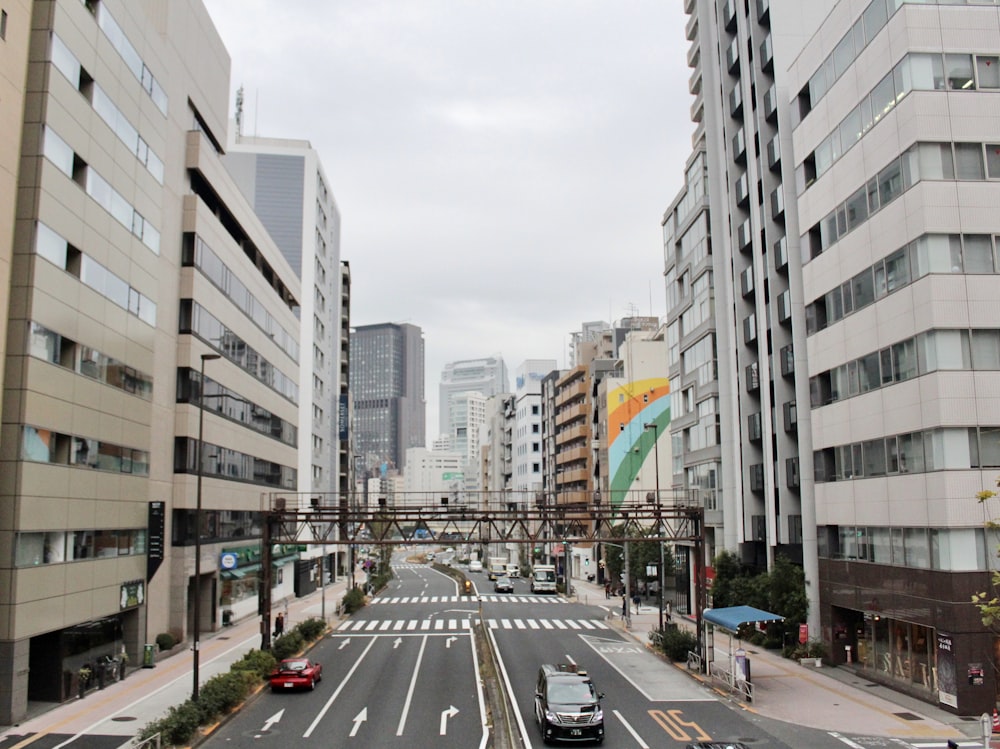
531,564,558,594
488,557,507,581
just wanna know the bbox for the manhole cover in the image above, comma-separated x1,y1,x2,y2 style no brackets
111,716,136,722
893,712,922,721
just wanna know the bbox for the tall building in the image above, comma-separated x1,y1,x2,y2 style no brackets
439,354,508,441
350,322,425,475
788,0,1000,714
223,132,345,509
0,0,301,722
512,360,556,492
667,0,824,631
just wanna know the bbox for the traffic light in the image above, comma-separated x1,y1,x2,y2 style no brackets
584,559,589,566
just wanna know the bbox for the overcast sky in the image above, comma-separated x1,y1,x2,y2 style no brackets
202,1,693,439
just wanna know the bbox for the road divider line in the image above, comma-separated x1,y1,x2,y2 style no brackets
303,637,377,738
396,634,427,736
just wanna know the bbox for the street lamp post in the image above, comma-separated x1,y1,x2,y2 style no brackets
644,422,664,633
192,353,220,702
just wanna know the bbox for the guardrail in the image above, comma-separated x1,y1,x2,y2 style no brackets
686,650,702,672
708,661,753,702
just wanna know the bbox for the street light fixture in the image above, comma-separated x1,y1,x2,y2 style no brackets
644,422,665,633
192,353,220,702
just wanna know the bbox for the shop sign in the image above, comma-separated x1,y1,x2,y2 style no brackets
120,579,145,610
968,663,985,686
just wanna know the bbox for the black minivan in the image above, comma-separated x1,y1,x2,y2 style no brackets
534,664,604,744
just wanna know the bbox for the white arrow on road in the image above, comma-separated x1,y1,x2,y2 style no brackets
254,708,284,737
350,707,367,737
339,638,351,650
393,637,402,649
445,636,457,649
439,705,459,735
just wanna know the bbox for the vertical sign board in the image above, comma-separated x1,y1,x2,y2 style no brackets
936,631,958,708
338,394,349,441
147,501,165,581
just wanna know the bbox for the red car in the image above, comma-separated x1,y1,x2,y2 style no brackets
270,658,323,691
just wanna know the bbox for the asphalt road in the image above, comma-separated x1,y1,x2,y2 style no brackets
205,555,487,749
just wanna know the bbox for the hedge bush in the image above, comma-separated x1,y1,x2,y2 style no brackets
271,631,305,661
155,633,176,652
651,625,699,662
137,613,330,746
342,586,365,614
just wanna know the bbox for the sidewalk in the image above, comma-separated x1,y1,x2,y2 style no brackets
0,579,349,747
570,577,993,745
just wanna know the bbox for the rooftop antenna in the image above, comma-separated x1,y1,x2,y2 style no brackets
234,85,244,138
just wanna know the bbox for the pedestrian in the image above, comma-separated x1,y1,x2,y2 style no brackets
621,594,628,618
632,593,641,614
274,612,284,638
604,581,611,599
78,663,92,699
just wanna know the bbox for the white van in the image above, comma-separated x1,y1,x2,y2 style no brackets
468,559,483,573
506,563,520,578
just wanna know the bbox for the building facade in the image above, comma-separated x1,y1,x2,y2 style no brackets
512,360,556,493
670,0,822,628
350,322,425,475
223,132,345,510
788,0,1000,714
0,0,301,722
438,355,508,443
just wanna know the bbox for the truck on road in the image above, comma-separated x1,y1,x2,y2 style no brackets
488,557,507,581
531,564,558,594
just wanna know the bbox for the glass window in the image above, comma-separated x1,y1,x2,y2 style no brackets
29,322,60,363
891,338,918,382
912,234,962,275
852,269,875,309
833,33,855,79
915,143,955,181
978,426,1000,468
945,54,975,90
905,528,930,568
885,247,911,292
858,352,881,392
971,330,1000,370
35,222,68,268
43,127,75,177
845,186,868,229
22,426,54,462
977,56,1000,89
15,533,45,567
870,73,896,124
986,144,1000,179
963,235,994,273
955,144,985,180
862,0,888,43
863,439,887,476
877,159,903,205
898,432,924,473
50,33,81,89
841,107,863,150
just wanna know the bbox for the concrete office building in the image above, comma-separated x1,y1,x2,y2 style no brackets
789,0,1000,714
667,0,824,629
350,322,425,476
224,131,345,512
0,0,300,722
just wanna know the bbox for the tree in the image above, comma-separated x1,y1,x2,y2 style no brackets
972,482,1000,631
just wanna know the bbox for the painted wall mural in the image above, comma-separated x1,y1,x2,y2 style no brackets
606,377,670,504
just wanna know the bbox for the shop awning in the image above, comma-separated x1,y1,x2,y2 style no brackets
703,605,785,633
220,562,261,579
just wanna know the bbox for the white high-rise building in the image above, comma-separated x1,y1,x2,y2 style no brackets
439,355,508,440
512,360,556,492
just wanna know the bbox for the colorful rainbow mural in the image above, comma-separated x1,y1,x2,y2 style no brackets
606,377,670,504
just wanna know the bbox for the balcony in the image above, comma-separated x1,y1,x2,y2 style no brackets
685,11,698,41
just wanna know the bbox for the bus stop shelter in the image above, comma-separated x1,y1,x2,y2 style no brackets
703,605,785,700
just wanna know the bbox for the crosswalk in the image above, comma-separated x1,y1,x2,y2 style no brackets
336,617,610,632
371,595,567,605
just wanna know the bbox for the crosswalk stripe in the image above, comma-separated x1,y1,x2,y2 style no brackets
379,620,392,631
450,619,458,629
488,619,498,629
501,619,511,629
513,619,525,629
434,620,444,630
577,620,595,629
407,620,418,630
365,620,379,631
527,619,540,629
541,619,554,629
392,620,404,631
421,620,431,630
371,594,568,605
552,620,568,629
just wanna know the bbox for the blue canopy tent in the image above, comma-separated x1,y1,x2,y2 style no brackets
703,605,785,633
702,606,785,697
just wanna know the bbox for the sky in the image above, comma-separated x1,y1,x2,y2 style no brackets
201,1,693,440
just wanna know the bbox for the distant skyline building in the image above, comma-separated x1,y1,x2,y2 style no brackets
350,322,425,475
438,355,509,441
512,359,557,492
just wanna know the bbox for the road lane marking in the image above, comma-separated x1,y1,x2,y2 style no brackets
303,637,377,738
613,710,649,748
396,634,428,736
